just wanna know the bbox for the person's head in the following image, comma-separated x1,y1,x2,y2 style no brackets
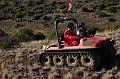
67,23,74,29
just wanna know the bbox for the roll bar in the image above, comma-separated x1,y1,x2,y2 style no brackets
54,18,78,48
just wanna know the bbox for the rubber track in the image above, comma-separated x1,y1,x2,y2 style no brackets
39,49,100,67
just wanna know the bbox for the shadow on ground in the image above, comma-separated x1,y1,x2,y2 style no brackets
99,54,120,71
116,54,120,70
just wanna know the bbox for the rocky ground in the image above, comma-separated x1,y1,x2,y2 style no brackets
0,30,120,79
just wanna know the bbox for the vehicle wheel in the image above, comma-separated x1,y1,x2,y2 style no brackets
80,52,101,70
44,56,51,65
53,55,64,66
67,55,78,66
40,54,51,66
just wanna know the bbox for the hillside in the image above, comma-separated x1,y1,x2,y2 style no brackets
0,31,120,79
0,0,120,79
0,0,120,33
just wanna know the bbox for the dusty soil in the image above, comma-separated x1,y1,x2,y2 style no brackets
0,31,120,79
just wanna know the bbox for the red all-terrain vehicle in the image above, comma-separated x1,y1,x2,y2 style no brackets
39,18,116,70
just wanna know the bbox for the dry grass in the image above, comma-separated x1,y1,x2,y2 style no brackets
0,31,120,79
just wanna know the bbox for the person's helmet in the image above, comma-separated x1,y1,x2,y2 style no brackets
67,23,74,28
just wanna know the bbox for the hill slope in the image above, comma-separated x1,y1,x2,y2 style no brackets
0,31,120,79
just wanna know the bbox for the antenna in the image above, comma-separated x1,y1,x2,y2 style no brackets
67,0,73,17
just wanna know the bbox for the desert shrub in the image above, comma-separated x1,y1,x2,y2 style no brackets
107,6,120,15
81,4,95,12
96,11,110,18
116,6,120,15
86,26,101,32
85,23,103,32
104,23,120,32
15,11,25,18
40,15,51,26
33,32,45,40
81,7,90,12
40,15,50,20
0,29,8,37
27,0,36,6
33,14,41,20
114,25,120,31
96,0,118,4
36,0,44,5
0,37,17,49
107,7,118,13
108,18,116,22
14,23,24,28
12,27,34,42
62,7,68,13
45,31,56,40
59,4,66,9
0,16,4,21
28,11,35,16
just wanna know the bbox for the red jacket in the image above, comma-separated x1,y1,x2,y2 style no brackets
64,29,80,45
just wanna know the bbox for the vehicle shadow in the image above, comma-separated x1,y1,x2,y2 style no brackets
96,47,117,71
116,54,120,70
99,54,120,71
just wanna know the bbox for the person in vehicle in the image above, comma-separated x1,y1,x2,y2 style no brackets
77,22,96,37
77,22,87,38
64,23,80,46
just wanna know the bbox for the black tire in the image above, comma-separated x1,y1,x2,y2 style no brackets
39,54,52,66
80,51,101,70
67,55,78,66
53,55,64,66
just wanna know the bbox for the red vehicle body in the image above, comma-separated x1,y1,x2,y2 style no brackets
47,36,111,51
65,37,111,48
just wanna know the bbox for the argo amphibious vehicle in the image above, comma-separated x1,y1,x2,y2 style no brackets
39,18,116,70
